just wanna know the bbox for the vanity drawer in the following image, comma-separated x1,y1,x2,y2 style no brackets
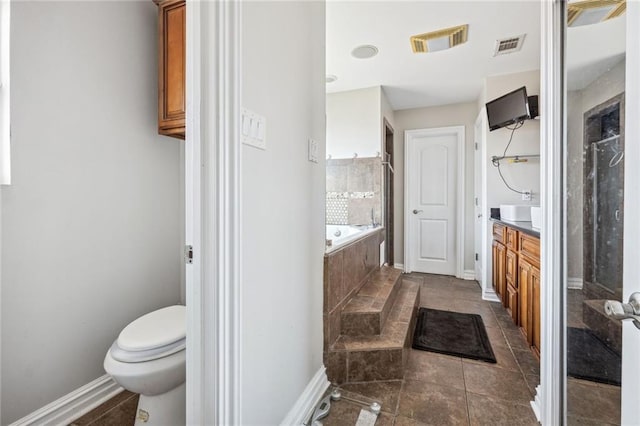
493,223,506,244
519,233,541,264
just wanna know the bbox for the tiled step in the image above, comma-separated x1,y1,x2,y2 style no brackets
325,279,420,384
340,266,403,336
583,299,622,353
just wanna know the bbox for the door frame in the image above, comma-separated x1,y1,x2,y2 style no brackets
403,126,465,279
185,1,243,425
383,118,394,266
536,1,565,423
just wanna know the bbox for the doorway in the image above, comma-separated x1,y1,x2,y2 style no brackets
383,118,394,266
404,126,465,277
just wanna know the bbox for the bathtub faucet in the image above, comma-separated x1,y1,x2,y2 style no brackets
370,208,377,227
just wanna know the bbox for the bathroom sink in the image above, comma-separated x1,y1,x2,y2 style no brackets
531,206,541,229
500,204,532,222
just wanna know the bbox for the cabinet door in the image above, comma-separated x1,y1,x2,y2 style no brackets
506,283,518,323
518,257,532,343
531,265,541,357
492,240,500,297
496,243,507,307
158,0,186,138
506,249,518,287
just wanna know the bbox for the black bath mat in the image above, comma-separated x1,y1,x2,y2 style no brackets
412,308,496,363
568,327,621,386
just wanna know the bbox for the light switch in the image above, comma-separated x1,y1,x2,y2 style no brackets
308,138,318,163
241,108,266,150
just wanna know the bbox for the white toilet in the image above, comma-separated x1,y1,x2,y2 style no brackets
104,305,186,426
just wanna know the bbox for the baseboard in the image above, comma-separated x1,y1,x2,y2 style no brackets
393,263,404,271
568,277,583,290
9,375,123,426
530,385,542,423
482,287,501,303
462,270,476,281
280,365,330,426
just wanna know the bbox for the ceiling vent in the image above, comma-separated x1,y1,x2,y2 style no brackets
567,0,626,27
493,34,526,56
410,24,468,54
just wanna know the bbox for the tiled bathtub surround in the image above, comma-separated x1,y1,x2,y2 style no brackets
324,229,384,349
326,157,382,225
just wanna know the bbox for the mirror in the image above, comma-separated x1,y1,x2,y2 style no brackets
565,1,625,423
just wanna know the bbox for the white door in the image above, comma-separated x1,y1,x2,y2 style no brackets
405,127,463,276
561,3,640,424
473,115,483,283
620,3,639,422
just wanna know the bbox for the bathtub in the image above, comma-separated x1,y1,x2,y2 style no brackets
325,224,381,253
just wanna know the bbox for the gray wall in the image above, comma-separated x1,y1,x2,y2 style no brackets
393,102,478,272
1,2,183,423
241,2,326,424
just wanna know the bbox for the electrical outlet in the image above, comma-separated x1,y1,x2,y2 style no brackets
522,190,532,201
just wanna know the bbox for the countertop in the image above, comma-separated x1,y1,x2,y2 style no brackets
490,217,541,238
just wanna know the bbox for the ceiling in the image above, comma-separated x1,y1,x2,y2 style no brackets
326,1,627,109
326,1,542,110
566,15,626,90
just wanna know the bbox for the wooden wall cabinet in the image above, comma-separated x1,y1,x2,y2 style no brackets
492,221,541,357
155,0,186,139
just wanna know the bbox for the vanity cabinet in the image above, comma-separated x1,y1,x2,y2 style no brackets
492,240,506,303
154,0,186,139
492,221,541,357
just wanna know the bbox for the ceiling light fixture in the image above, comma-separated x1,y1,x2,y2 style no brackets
410,24,468,54
326,75,338,83
351,45,379,59
568,0,626,27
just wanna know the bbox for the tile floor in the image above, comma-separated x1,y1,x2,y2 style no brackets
69,390,138,426
70,275,621,425
322,273,541,425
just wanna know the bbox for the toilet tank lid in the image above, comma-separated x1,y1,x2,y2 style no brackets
118,305,186,352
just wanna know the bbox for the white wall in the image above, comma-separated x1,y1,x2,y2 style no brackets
241,2,325,424
1,2,183,423
567,59,626,281
481,69,540,298
485,70,541,207
393,101,477,271
327,87,381,159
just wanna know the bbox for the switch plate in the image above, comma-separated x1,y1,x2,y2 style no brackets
241,108,266,150
308,138,318,163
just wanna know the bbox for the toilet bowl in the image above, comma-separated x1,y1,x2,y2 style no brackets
104,305,186,426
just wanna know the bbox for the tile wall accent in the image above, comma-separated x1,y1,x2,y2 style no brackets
326,157,382,225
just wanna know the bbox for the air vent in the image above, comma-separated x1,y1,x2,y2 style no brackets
493,34,526,56
567,0,626,27
410,24,468,54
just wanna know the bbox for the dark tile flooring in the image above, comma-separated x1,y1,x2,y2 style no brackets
69,390,138,426
322,273,540,425
566,289,621,426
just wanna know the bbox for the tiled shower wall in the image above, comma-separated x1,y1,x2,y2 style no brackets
326,157,382,225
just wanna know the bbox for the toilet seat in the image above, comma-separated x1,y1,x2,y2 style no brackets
110,305,186,363
109,337,185,363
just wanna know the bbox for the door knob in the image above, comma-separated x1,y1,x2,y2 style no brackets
413,209,423,214
604,292,640,329
477,214,483,218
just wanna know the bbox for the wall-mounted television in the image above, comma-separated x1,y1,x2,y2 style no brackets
486,86,531,131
